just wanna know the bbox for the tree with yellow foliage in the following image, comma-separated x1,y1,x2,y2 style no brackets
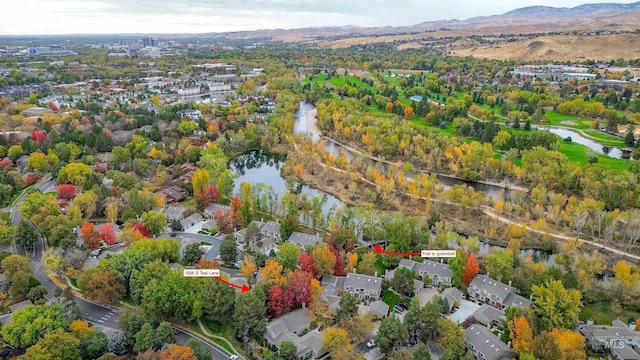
259,259,286,289
322,328,351,355
548,329,586,360
612,261,640,297
240,255,257,281
191,168,211,194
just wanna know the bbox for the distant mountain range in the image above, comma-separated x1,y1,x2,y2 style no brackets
201,1,640,41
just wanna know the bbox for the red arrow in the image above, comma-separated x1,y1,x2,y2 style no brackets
214,276,250,292
373,245,421,257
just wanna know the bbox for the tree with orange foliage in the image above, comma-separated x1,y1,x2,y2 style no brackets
195,259,220,269
548,329,586,360
80,222,100,250
230,194,242,227
99,223,117,245
462,253,479,287
385,102,393,112
160,344,198,360
404,106,415,119
508,316,533,355
82,269,125,304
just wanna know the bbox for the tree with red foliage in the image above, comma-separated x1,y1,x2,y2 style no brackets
298,253,318,278
94,164,108,173
195,259,220,269
99,223,117,246
0,158,12,170
133,223,152,238
56,184,76,200
329,246,345,276
268,285,291,318
25,174,40,186
287,270,313,309
462,253,480,287
30,130,47,144
214,209,236,234
47,101,59,112
194,185,220,211
81,222,100,250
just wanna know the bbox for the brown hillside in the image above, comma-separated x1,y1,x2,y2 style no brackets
454,34,640,62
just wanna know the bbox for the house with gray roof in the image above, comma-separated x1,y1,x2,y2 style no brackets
397,258,452,287
504,293,532,309
578,319,640,359
264,308,327,359
163,206,186,221
181,213,203,230
465,324,516,360
473,304,506,328
468,274,518,308
320,275,345,312
344,273,382,302
441,287,463,313
233,220,280,255
288,232,322,250
204,203,231,219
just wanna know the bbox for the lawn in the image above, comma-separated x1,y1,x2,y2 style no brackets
580,302,640,326
200,319,246,355
382,291,409,308
544,110,592,129
558,142,629,170
9,185,37,207
583,130,626,147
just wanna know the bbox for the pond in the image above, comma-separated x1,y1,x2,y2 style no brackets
295,101,518,200
229,149,345,216
535,126,629,159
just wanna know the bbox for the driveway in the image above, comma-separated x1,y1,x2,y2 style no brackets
417,287,439,305
183,220,208,234
363,347,383,360
446,299,480,324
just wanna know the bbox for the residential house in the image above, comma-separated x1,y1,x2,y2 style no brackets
344,273,382,302
181,213,203,230
156,186,187,203
204,203,231,219
396,258,452,287
265,308,327,359
503,293,532,309
473,304,506,328
357,300,389,320
202,220,218,232
468,274,518,308
164,206,186,221
465,324,516,360
441,287,463,313
9,299,34,313
288,232,322,250
320,275,345,313
233,220,279,255
578,319,640,360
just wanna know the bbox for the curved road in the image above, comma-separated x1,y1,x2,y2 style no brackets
8,179,234,359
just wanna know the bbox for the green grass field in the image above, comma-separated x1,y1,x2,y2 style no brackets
580,301,640,326
583,130,626,147
382,291,410,308
558,142,629,170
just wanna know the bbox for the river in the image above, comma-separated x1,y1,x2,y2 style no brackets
535,126,630,159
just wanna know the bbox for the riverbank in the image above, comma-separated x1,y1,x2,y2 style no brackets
306,108,320,134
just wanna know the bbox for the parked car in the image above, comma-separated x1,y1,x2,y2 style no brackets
229,355,239,360
366,339,376,348
398,303,410,311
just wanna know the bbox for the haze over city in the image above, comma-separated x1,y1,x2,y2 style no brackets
3,0,639,35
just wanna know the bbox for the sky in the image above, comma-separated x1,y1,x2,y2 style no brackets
2,0,638,35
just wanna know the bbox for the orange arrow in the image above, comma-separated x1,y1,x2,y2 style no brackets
214,277,250,292
373,245,421,257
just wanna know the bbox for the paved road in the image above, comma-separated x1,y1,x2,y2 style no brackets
8,179,234,360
